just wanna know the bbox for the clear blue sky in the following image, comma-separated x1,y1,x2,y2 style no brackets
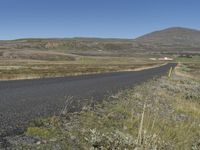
0,0,200,40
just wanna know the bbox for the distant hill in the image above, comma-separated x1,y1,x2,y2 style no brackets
134,27,200,53
0,27,200,57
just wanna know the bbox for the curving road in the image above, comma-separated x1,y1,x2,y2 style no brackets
0,63,176,137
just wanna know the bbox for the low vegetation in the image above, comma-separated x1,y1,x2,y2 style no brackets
175,63,200,80
6,63,200,150
2,27,200,81
0,56,161,80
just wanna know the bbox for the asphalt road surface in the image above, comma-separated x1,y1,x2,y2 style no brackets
0,63,176,137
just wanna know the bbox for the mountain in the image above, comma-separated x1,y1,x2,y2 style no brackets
0,27,200,57
134,27,200,53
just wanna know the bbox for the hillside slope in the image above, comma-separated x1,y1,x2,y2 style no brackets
0,27,200,57
135,27,200,53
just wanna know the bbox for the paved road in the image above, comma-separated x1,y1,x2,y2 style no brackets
0,63,176,137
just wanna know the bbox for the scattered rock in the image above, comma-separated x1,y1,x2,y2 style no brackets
36,141,41,145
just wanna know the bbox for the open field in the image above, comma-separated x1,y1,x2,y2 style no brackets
0,38,162,80
3,63,200,149
176,55,200,63
1,27,200,80
175,63,200,79
0,55,162,80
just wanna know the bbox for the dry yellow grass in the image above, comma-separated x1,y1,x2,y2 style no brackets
0,56,162,80
175,99,200,118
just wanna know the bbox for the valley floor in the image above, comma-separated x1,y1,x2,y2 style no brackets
0,56,160,80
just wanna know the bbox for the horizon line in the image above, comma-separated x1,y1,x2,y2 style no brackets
1,26,200,41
